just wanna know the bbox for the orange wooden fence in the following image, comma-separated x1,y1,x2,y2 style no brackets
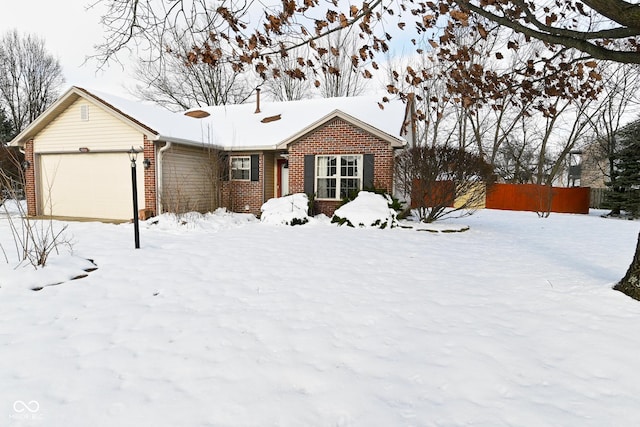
485,183,590,214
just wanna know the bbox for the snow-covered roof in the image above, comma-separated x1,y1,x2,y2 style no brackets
82,88,216,145
11,86,408,150
186,95,408,150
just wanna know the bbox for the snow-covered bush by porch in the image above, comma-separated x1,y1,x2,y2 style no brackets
260,193,309,225
332,191,397,228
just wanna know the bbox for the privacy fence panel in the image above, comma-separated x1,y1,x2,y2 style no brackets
485,184,590,214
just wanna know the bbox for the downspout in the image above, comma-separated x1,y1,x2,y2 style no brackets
18,146,26,199
18,144,34,215
156,141,172,214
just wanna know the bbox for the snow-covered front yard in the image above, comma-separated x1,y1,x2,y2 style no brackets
1,203,640,426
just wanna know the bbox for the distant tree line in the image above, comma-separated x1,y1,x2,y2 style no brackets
0,29,64,191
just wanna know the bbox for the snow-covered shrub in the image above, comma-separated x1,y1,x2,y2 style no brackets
331,191,398,229
146,208,257,231
261,194,310,225
395,145,494,223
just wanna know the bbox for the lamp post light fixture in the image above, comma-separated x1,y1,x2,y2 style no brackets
128,146,140,249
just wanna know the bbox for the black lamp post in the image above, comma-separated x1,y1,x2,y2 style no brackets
128,147,140,249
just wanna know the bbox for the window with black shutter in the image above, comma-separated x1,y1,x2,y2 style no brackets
250,154,259,182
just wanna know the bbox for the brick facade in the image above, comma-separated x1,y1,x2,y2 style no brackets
287,117,395,216
143,136,157,217
221,154,264,215
24,139,36,216
218,119,397,218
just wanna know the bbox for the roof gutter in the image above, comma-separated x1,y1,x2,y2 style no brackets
153,134,227,150
223,145,280,152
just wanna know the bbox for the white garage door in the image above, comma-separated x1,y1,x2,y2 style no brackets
38,153,145,220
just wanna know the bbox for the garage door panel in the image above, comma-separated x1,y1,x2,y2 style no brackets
39,153,145,220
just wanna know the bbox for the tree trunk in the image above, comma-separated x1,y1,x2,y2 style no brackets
614,231,640,301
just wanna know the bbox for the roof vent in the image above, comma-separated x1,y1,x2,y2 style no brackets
184,109,210,118
80,105,89,121
261,114,281,123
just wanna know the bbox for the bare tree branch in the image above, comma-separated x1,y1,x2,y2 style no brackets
457,0,640,64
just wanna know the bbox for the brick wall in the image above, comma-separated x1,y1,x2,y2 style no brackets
221,154,264,215
288,117,395,216
24,139,36,216
143,136,156,217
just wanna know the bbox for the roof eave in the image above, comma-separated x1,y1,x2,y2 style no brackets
156,135,225,150
8,86,79,146
75,87,159,137
8,86,162,146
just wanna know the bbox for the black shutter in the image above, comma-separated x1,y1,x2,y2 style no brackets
363,153,374,190
220,154,229,181
250,154,259,182
304,155,315,196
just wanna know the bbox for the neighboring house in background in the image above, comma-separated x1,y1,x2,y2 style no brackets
580,142,609,189
9,86,408,221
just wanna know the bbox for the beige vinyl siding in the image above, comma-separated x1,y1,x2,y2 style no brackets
35,98,144,153
161,145,221,214
263,152,275,201
453,183,486,209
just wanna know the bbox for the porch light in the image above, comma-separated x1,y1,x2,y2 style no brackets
21,160,30,170
143,158,151,169
128,146,140,249
128,147,138,163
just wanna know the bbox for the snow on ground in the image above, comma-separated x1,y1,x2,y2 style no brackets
1,206,640,426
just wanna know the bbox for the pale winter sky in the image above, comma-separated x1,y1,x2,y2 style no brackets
0,0,135,98
0,1,415,104
0,1,401,103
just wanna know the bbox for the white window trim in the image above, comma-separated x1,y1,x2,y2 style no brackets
315,154,363,200
230,155,251,181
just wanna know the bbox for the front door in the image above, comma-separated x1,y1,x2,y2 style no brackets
277,159,289,197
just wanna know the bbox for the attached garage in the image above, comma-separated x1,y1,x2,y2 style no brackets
37,152,144,220
11,87,230,221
